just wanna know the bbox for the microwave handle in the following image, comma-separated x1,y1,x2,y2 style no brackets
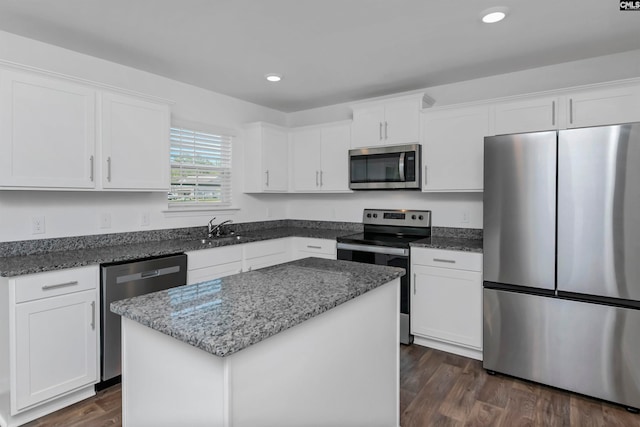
398,152,405,181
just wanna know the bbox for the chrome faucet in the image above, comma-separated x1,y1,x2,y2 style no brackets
207,217,217,238
208,219,233,238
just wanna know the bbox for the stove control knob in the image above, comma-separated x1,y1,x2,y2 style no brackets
418,215,424,220
373,213,378,218
366,213,372,218
411,215,417,220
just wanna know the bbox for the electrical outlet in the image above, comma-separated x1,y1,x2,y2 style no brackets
141,212,150,226
32,216,45,234
100,213,111,229
461,211,470,223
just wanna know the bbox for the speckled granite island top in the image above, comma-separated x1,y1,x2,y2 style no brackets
110,257,405,357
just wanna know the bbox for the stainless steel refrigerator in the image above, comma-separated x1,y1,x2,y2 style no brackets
483,122,640,410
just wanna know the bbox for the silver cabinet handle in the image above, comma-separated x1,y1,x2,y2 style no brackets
42,281,78,291
379,122,383,140
307,245,322,249
316,171,319,187
265,170,269,187
320,170,323,186
424,166,428,187
433,258,456,264
90,301,96,330
107,157,112,182
90,155,94,182
569,98,573,124
552,101,555,126
385,121,388,139
413,273,416,295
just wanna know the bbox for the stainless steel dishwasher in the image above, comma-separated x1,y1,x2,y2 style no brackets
100,254,187,388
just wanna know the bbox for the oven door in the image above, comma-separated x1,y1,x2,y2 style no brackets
337,242,413,344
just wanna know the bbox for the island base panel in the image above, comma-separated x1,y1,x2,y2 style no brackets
121,278,400,427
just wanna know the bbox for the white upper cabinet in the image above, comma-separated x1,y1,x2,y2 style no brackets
0,67,171,191
244,122,289,192
422,105,489,192
290,127,322,192
565,84,640,128
290,121,351,192
351,94,431,148
492,81,640,135
493,95,560,135
100,92,170,190
0,69,97,189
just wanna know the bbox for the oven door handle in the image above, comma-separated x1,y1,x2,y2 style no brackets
337,242,409,257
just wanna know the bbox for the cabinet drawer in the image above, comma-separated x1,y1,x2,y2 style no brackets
411,248,482,272
13,266,98,304
292,237,336,255
243,238,288,260
186,245,243,271
187,261,243,285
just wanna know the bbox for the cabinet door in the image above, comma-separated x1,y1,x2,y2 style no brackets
422,106,489,191
291,128,322,192
351,105,385,148
101,92,170,190
13,289,98,413
383,98,420,144
262,126,288,191
320,123,351,192
493,96,559,135
567,85,640,128
0,70,96,189
411,264,482,350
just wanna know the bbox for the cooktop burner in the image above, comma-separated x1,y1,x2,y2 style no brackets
337,232,428,249
337,209,432,249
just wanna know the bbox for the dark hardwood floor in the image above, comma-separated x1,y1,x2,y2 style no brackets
26,345,640,426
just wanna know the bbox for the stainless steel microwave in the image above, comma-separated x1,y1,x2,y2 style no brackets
349,144,421,190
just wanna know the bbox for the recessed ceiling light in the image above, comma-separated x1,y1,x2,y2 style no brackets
265,73,282,82
481,7,508,24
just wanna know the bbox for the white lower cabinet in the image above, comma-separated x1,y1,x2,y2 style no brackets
243,238,290,271
0,266,99,425
185,245,243,285
411,248,483,360
290,237,336,260
14,290,97,412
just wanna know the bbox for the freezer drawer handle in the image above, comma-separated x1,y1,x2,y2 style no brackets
306,245,322,249
433,258,456,264
42,281,79,291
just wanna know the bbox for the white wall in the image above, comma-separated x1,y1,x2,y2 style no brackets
0,30,290,242
288,49,640,127
284,49,640,227
1,29,638,242
285,192,483,229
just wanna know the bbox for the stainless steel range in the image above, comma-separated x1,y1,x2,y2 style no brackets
336,209,431,344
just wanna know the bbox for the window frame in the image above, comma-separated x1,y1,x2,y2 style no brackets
168,120,235,210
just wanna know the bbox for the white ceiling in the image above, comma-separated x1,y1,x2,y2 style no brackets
0,1,638,112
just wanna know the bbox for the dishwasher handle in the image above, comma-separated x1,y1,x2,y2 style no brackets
115,265,182,284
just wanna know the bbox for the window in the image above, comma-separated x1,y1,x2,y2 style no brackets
169,124,233,207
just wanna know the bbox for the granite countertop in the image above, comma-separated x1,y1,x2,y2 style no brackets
110,257,405,357
0,226,356,277
410,236,483,253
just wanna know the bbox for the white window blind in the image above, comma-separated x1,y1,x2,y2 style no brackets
169,126,232,206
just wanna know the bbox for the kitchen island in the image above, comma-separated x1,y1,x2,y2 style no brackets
111,257,404,427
